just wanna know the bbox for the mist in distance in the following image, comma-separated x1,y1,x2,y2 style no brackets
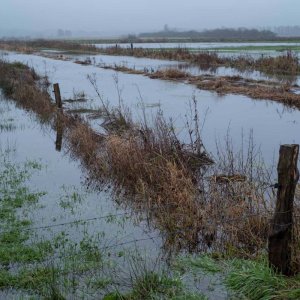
0,0,299,38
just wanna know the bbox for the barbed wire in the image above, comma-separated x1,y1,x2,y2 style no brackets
1,204,300,238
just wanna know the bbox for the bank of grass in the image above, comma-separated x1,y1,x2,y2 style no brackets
0,39,98,54
175,255,300,300
0,59,54,121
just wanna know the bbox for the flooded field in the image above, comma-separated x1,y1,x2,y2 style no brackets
70,53,299,84
5,52,300,165
94,41,300,50
1,46,300,298
0,67,228,299
2,0,300,295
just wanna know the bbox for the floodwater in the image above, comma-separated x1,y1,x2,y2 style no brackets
94,41,300,50
0,96,160,253
70,52,300,85
2,48,300,298
0,81,227,299
5,52,300,168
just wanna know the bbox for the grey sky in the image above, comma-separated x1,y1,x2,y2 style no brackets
0,0,299,37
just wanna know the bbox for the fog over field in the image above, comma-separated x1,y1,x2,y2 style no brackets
1,0,299,37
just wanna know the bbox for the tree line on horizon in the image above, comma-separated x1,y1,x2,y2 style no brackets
138,27,277,40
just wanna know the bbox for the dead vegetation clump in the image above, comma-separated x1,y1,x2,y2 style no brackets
103,46,193,61
0,39,98,54
191,51,222,68
227,52,300,76
0,60,54,120
102,64,145,75
194,76,300,108
150,68,189,80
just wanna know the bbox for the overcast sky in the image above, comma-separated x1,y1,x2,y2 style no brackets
1,0,299,37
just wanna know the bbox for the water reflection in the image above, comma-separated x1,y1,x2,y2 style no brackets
55,114,63,151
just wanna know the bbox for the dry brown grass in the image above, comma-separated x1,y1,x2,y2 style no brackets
101,64,145,75
194,76,300,109
150,68,189,80
228,52,300,76
0,39,97,54
0,60,54,120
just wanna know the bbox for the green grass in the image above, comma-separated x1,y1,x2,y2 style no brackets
175,255,222,274
174,254,300,300
0,151,106,296
103,270,207,300
225,259,300,300
0,155,52,265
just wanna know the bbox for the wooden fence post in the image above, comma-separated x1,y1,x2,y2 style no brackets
268,144,299,275
53,83,62,109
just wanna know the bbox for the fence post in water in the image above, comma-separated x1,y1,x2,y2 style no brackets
53,83,62,109
268,144,299,276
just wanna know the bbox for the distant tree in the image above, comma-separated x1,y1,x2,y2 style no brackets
140,27,277,40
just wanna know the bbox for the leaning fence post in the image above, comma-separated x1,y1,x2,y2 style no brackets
53,83,62,109
268,144,299,276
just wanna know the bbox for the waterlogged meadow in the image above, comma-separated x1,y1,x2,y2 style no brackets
0,39,300,299
0,95,219,298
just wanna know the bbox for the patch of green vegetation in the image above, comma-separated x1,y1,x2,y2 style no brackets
175,255,222,274
174,254,300,300
10,62,29,70
0,152,106,296
68,108,100,114
0,156,51,266
0,229,52,264
59,185,84,211
89,277,112,289
18,266,64,299
103,270,208,300
225,258,300,300
0,120,17,132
